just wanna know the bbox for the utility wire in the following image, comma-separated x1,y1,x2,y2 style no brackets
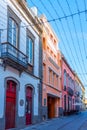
65,0,87,83
40,0,76,69
1,0,87,84
40,0,87,84
48,0,84,78
40,0,77,70
30,0,74,70
57,0,86,83
83,0,87,21
75,0,87,80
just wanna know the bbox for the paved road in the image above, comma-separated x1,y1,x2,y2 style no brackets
22,111,87,130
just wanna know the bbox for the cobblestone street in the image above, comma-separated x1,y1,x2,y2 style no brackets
22,111,87,130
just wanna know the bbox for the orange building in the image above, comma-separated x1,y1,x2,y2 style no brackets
40,15,62,120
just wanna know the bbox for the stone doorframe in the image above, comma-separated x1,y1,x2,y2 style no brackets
4,77,20,129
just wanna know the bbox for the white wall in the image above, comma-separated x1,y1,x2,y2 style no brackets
0,66,39,118
0,0,40,118
0,0,40,77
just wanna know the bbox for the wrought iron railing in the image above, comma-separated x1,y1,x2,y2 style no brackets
67,87,73,96
1,42,28,68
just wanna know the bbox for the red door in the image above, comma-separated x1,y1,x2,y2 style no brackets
26,87,32,125
5,80,16,129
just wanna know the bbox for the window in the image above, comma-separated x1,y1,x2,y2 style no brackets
53,72,55,86
50,34,53,41
43,63,46,81
67,74,69,87
49,68,52,84
64,95,66,111
43,37,46,50
27,37,34,65
64,70,66,90
56,75,59,87
68,76,70,88
8,7,20,47
8,18,18,47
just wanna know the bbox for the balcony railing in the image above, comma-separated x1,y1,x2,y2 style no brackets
1,42,28,70
75,91,80,97
66,87,73,96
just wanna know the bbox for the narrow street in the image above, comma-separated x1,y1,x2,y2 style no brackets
22,111,87,130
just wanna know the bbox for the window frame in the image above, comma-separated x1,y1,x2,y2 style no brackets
26,29,35,66
8,17,18,47
7,6,21,49
27,37,34,65
64,70,66,90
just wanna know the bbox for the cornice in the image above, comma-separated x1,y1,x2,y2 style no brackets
10,0,42,35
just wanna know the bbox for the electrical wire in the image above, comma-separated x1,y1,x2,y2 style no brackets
48,0,86,83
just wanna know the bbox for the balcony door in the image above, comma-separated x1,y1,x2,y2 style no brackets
5,80,16,129
26,87,32,125
8,17,18,47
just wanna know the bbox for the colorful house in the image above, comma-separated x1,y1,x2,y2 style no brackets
61,55,75,115
74,74,82,111
0,0,42,129
81,83,85,110
74,73,86,111
40,15,62,120
85,98,87,109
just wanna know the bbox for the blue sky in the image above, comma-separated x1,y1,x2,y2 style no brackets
27,0,87,97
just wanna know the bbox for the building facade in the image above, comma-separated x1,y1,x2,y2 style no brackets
85,98,87,109
74,74,85,111
41,15,62,120
74,74,82,111
81,83,85,110
61,55,75,115
0,0,42,129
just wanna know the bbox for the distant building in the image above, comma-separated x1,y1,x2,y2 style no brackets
0,0,42,129
75,74,85,111
85,98,87,108
40,15,62,120
81,84,85,110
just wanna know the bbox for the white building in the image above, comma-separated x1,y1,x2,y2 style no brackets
0,0,42,129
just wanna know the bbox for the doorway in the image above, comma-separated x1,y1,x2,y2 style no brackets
26,87,32,125
47,96,55,119
5,80,16,129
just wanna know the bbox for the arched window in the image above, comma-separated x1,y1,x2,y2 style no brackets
8,17,18,47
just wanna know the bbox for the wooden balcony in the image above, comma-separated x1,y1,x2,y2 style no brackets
1,42,28,71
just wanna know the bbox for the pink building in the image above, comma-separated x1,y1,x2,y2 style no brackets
61,55,75,115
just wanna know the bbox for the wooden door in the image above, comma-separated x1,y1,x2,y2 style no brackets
5,80,16,129
48,97,55,118
26,87,32,125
